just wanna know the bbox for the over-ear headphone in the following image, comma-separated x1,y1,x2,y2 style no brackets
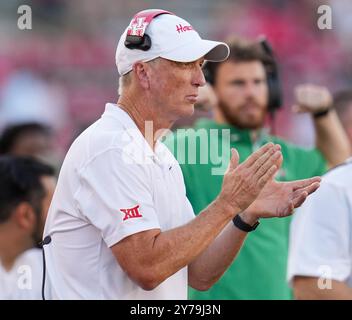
258,37,283,114
203,37,283,114
124,9,174,51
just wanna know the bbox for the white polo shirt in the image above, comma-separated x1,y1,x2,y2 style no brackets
0,248,43,300
43,103,195,300
288,159,352,287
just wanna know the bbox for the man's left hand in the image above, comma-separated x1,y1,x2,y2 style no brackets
242,176,321,221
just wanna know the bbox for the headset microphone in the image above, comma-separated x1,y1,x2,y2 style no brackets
39,235,52,300
40,235,52,246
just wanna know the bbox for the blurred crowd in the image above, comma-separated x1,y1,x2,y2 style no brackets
1,0,352,154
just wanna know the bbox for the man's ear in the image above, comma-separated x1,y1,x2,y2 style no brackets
133,62,150,90
13,202,36,231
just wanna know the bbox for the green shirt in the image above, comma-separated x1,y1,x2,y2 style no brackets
163,118,327,300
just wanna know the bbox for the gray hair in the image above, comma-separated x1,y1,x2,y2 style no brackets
117,58,162,95
118,72,132,95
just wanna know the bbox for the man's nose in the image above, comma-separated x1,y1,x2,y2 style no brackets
192,66,206,87
244,82,257,97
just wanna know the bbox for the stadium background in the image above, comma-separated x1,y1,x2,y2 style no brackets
0,0,351,163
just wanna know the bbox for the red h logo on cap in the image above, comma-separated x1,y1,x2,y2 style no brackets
128,17,148,37
126,9,174,38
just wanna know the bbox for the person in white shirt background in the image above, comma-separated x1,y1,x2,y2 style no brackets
288,159,352,299
43,9,321,300
0,156,56,299
288,90,352,300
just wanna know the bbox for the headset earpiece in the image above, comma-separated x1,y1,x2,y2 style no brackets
125,34,152,51
258,37,283,114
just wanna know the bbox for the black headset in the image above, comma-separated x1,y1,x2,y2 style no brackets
259,38,283,114
203,37,283,114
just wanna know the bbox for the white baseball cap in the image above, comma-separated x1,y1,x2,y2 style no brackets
115,9,230,76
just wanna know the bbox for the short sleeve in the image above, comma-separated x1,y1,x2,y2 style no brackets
74,148,160,247
287,181,352,284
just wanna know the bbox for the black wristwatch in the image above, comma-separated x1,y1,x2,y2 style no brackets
233,214,260,232
313,108,331,119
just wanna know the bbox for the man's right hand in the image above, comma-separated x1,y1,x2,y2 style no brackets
218,143,282,216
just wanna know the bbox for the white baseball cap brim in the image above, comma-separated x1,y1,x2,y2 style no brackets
160,39,229,63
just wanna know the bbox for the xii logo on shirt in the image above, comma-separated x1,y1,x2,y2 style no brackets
120,205,143,221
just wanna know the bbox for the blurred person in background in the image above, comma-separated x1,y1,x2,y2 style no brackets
0,70,68,169
0,122,53,161
164,37,351,299
0,156,56,299
287,89,352,300
288,158,352,300
0,71,68,132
